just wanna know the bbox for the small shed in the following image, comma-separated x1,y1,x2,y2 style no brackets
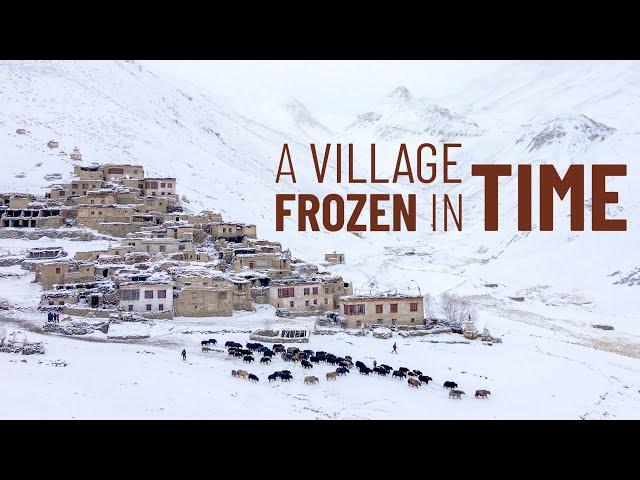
70,147,82,161
324,252,345,265
47,140,59,149
16,128,27,135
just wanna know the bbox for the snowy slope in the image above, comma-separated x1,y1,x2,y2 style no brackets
0,61,356,249
246,96,334,143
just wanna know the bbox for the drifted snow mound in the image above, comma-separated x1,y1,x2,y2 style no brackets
343,86,482,141
516,114,615,153
107,322,151,340
372,326,393,339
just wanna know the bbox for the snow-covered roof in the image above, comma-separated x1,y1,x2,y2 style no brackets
340,293,422,301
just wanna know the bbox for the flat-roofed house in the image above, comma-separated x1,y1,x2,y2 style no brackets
170,268,234,317
118,281,173,318
268,275,352,315
143,178,176,197
338,293,424,328
209,222,257,242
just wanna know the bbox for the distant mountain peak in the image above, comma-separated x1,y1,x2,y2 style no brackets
282,96,333,138
386,86,413,102
517,114,616,152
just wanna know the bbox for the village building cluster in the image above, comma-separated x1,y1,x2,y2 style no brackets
4,160,426,327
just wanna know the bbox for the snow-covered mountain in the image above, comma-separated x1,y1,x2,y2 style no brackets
442,60,640,130
342,86,482,141
239,96,333,143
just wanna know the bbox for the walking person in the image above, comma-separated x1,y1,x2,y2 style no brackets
373,360,377,369
392,342,398,354
181,349,187,361
47,311,52,323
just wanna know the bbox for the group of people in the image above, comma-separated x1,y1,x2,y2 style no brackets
47,311,61,323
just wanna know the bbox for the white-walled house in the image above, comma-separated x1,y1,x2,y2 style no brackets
118,281,174,318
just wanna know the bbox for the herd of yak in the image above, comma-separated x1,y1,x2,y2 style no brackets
199,338,491,400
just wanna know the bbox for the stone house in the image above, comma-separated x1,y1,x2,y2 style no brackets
47,140,59,148
35,261,96,290
102,164,145,181
143,178,176,197
121,236,193,256
171,270,234,317
1,203,64,229
118,281,173,317
69,180,103,195
338,293,424,328
234,252,291,275
209,222,257,242
76,205,136,228
268,275,352,315
141,196,169,214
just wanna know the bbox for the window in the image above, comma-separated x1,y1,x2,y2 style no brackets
411,318,415,323
312,287,319,295
159,245,166,253
289,301,294,308
146,304,152,311
158,304,164,311
305,300,310,307
278,287,294,298
55,267,61,274
145,290,154,299
160,183,166,188
313,299,317,305
108,168,124,175
390,303,398,313
121,290,140,301
324,287,330,294
376,304,383,314
157,290,166,299
303,288,310,295
343,304,365,315
128,305,133,311
168,183,172,188
218,291,227,299
410,302,418,312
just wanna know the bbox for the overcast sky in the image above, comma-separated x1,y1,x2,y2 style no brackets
141,61,506,130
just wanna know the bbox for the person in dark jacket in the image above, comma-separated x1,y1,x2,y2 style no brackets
181,349,187,361
392,342,398,354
